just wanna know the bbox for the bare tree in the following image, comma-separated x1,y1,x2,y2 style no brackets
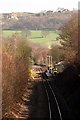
21,30,31,38
41,30,49,38
2,33,31,117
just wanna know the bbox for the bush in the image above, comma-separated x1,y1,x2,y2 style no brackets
2,33,31,117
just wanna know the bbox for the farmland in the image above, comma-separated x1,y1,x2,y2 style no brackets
2,30,60,47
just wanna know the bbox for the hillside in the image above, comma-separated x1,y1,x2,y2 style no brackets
1,10,75,30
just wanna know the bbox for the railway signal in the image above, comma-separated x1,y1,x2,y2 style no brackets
46,55,53,68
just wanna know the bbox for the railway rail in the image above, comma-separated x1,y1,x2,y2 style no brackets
42,73,75,120
3,68,74,120
43,77,62,120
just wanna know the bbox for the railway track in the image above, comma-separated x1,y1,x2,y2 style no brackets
43,77,62,120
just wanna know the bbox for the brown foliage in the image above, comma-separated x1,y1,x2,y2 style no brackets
59,12,78,50
59,11,80,64
2,34,31,117
51,45,64,64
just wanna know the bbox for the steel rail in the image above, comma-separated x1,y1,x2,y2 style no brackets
46,79,62,120
43,78,62,120
43,80,52,120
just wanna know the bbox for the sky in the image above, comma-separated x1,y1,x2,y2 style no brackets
0,0,80,13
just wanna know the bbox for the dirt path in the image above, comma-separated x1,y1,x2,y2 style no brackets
28,79,49,119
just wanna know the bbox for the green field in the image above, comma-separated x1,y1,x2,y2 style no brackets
2,30,21,37
2,30,60,46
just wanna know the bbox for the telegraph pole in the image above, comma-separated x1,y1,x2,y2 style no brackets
78,2,80,63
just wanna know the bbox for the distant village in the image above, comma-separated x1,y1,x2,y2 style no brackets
1,8,72,20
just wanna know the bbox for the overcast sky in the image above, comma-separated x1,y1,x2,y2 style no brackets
0,0,79,13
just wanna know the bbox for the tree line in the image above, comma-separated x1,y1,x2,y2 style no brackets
2,11,73,30
50,11,80,71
